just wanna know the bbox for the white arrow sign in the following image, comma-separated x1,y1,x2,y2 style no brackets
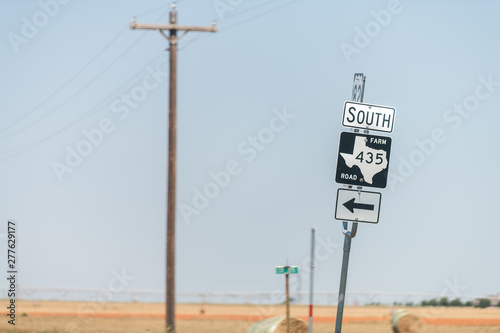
335,188,381,224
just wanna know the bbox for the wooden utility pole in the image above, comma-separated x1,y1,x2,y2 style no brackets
285,272,290,333
276,265,297,333
130,5,216,332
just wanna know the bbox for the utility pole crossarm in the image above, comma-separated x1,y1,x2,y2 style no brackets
130,21,217,33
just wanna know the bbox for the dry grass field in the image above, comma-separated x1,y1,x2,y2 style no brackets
1,301,499,333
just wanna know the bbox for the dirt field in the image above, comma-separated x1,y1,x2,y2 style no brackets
1,300,499,332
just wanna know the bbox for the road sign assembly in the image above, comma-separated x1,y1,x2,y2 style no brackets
276,264,298,332
334,74,397,332
335,131,392,189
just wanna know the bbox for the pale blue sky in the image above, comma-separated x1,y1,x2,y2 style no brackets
1,0,499,304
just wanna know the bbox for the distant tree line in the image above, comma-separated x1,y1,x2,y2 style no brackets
367,297,500,308
419,297,473,307
391,297,499,308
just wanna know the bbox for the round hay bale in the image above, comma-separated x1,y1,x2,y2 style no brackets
391,310,423,333
248,316,308,333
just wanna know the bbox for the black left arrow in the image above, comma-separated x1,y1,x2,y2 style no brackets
343,198,374,213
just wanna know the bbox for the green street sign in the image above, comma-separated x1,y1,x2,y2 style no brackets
276,266,298,274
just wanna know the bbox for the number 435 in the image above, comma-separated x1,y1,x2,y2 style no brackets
356,151,384,164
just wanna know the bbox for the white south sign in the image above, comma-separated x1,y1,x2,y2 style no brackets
342,101,396,133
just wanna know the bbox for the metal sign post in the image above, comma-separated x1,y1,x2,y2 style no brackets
334,73,365,333
276,265,298,333
334,222,357,333
351,73,365,103
308,228,316,333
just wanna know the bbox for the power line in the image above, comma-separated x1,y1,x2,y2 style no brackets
0,29,151,142
224,0,303,31
222,0,290,20
0,26,127,137
1,0,303,160
135,3,173,18
1,0,295,144
0,3,176,140
181,0,304,50
0,52,167,161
